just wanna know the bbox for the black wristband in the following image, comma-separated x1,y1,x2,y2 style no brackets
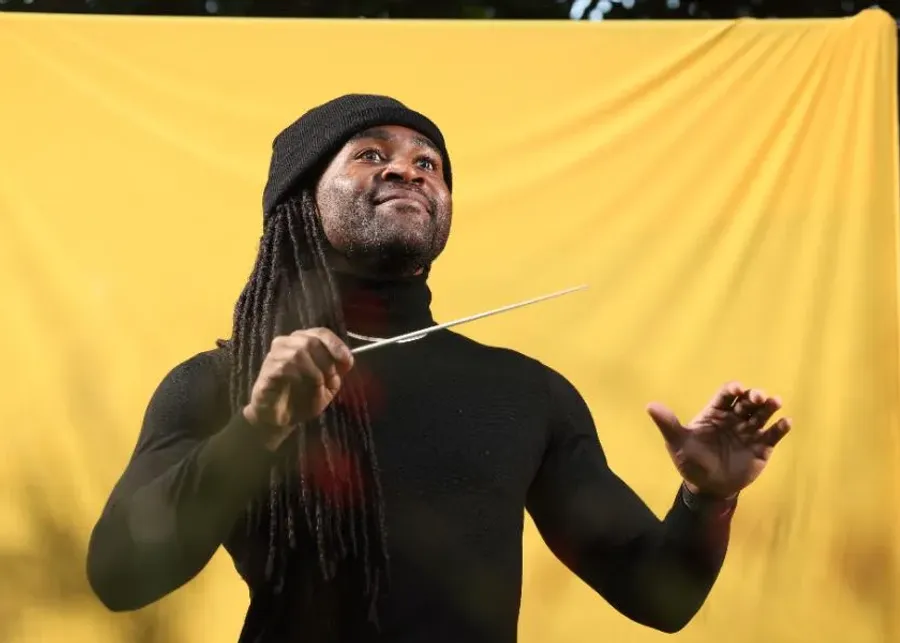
681,483,738,516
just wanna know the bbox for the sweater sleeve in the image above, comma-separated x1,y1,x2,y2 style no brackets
525,368,735,633
86,350,278,612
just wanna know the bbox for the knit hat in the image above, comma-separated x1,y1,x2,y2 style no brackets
262,94,452,222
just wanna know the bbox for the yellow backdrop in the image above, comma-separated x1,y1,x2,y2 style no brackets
1,9,898,643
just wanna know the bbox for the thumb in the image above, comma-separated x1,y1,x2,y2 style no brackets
646,402,686,445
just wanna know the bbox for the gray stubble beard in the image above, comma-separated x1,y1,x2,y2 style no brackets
327,197,448,276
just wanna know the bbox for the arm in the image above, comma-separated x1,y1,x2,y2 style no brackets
86,350,276,611
526,369,735,633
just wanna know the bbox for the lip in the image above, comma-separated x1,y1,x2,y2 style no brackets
374,189,431,212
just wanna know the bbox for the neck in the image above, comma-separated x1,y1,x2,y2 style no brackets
325,251,428,281
332,270,434,338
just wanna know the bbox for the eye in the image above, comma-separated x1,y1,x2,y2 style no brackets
357,149,385,162
416,156,438,172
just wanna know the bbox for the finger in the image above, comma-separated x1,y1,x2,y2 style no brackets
746,388,767,406
737,396,781,436
646,402,688,445
302,328,354,373
759,417,791,447
326,373,342,395
291,349,327,387
272,335,329,387
255,349,304,404
275,333,339,375
310,337,343,380
269,336,326,380
732,388,766,418
709,381,746,411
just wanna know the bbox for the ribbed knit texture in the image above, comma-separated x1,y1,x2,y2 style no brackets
87,274,736,643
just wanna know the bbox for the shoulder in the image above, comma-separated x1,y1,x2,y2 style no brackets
153,347,229,400
142,346,232,439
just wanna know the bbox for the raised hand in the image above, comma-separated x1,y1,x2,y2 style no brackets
646,382,791,498
243,328,355,451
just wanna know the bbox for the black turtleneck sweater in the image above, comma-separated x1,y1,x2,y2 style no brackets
86,274,735,642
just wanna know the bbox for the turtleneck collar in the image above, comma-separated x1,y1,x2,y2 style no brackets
333,271,435,338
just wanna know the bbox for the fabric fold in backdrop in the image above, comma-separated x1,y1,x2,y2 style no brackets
0,9,898,643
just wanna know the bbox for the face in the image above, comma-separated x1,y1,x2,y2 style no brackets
314,125,452,277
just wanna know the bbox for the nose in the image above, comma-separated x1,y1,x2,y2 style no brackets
380,158,425,185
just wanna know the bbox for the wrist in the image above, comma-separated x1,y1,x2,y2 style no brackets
242,405,291,452
682,480,738,501
681,481,738,515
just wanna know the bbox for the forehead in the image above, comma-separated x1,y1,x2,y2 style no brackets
346,126,439,153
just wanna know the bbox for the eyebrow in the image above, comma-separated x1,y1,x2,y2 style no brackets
350,127,440,155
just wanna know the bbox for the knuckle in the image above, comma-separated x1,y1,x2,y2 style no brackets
311,326,336,341
291,335,311,351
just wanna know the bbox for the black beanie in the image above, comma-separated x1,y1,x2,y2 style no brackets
262,94,452,221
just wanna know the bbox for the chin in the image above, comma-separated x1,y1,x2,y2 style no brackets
375,225,432,254
346,240,433,276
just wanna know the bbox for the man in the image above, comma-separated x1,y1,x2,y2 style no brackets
86,94,791,643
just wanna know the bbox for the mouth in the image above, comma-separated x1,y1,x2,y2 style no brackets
374,189,432,213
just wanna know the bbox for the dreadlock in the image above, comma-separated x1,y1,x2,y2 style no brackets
222,188,388,631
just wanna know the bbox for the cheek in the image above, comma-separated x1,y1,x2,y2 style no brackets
317,177,350,214
438,196,453,229
318,179,368,232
